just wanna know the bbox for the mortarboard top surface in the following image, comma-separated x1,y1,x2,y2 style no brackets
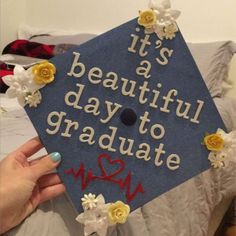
25,17,225,213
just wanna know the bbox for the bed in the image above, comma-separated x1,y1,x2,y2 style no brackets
0,29,236,236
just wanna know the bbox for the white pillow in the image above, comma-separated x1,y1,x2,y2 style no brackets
188,41,236,98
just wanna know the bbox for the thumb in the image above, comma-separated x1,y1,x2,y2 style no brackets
29,152,62,181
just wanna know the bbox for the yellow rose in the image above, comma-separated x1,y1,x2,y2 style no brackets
204,133,224,151
138,9,157,28
32,61,56,85
108,201,130,224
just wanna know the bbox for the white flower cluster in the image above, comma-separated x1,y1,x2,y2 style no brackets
2,65,44,107
81,193,99,210
76,194,130,236
208,129,236,168
76,194,112,236
148,0,180,39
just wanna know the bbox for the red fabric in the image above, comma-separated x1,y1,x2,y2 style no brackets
0,67,13,92
1,40,55,92
2,40,55,59
0,69,13,77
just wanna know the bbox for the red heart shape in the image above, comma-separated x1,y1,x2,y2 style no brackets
98,154,125,179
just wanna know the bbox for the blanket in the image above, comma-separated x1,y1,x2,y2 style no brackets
3,96,236,236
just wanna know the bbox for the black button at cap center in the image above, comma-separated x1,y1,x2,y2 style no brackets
120,108,137,126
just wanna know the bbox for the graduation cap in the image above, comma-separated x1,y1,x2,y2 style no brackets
3,0,229,234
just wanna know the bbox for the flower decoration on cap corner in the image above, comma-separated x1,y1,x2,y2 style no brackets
203,128,236,169
81,193,99,210
2,61,56,108
32,61,56,85
138,0,181,40
76,193,130,236
107,200,130,224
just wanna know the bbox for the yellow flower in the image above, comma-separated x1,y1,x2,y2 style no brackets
204,133,224,151
138,9,157,28
32,61,56,85
108,201,130,224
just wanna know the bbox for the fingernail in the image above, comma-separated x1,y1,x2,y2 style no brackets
50,152,61,162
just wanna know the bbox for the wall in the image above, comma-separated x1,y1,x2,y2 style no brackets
0,0,27,53
1,0,236,52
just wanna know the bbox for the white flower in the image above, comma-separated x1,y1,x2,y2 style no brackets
76,209,109,236
217,129,236,150
149,0,181,27
82,193,99,210
163,23,178,39
2,65,44,106
143,19,165,40
208,151,226,168
154,25,165,40
25,91,42,107
144,0,180,39
76,194,114,236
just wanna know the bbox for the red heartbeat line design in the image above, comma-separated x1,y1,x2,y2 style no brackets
65,153,144,203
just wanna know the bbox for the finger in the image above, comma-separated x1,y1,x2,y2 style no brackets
39,184,66,203
13,137,43,162
28,155,46,166
29,152,62,181
38,173,62,188
16,137,43,157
